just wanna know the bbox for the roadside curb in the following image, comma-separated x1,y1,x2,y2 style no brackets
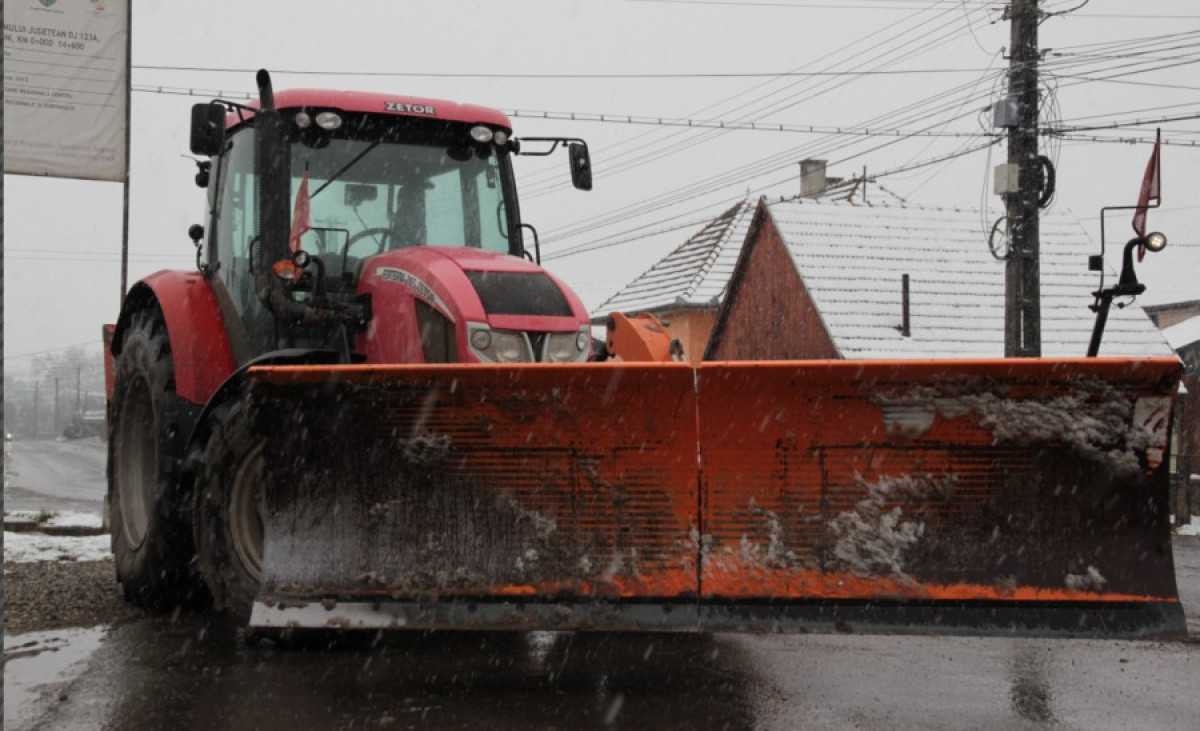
3,521,106,537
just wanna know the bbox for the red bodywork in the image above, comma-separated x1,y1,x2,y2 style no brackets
226,89,512,131
355,247,588,364
115,273,237,406
113,247,588,409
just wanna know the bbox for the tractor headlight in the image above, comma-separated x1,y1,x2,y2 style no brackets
492,331,526,362
315,111,343,130
467,323,533,363
470,125,494,143
545,327,592,363
470,329,492,351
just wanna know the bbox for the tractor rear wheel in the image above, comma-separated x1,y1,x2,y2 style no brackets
108,306,203,608
194,394,266,623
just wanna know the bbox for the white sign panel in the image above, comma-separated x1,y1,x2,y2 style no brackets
3,0,129,181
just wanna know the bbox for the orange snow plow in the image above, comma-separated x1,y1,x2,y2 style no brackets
244,356,1184,637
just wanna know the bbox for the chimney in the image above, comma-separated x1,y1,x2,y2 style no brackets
800,159,828,198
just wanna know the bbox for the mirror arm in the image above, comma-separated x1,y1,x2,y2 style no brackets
514,137,585,157
521,223,541,265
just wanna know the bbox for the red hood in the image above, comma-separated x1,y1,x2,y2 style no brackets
354,247,589,364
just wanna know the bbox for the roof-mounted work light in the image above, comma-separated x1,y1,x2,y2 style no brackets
1087,232,1167,357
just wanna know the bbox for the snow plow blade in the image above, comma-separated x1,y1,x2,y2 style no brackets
246,363,704,632
244,357,1184,637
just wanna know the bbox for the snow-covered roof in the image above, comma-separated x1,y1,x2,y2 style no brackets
767,198,1174,359
1163,315,1200,351
1123,244,1200,308
596,198,754,316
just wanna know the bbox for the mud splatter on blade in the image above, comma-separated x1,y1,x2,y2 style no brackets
245,363,701,631
696,358,1184,636
243,357,1184,636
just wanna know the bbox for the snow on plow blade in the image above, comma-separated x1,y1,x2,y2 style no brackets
244,358,1184,637
697,358,1183,637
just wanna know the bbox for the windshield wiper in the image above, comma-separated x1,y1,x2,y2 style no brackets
309,140,382,199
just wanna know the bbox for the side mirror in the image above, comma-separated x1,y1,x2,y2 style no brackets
190,103,227,156
568,142,593,191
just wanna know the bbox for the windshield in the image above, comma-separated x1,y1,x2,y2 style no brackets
289,133,511,274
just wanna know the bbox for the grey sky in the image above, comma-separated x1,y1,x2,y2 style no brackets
5,0,1199,375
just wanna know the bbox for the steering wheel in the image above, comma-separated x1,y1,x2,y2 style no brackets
344,227,399,257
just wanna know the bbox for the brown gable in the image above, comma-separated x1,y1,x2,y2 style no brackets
704,199,838,361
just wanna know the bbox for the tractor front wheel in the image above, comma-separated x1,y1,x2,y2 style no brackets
108,306,203,608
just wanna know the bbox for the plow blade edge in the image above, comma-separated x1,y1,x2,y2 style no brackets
244,357,1184,637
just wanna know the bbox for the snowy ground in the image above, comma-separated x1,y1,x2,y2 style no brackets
3,510,110,563
1178,516,1200,537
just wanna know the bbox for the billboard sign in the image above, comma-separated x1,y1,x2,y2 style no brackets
4,0,130,181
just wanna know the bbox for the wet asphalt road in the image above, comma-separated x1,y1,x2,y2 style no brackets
19,602,1200,730
3,438,107,514
6,438,1200,729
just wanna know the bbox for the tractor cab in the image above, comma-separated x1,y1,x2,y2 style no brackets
188,75,591,363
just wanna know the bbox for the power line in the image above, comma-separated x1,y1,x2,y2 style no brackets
1048,111,1200,134
1050,28,1200,52
129,83,1002,142
527,3,998,208
133,64,997,79
1055,100,1200,125
546,137,1002,259
1056,134,1200,148
623,0,999,8
1050,73,1200,93
521,1,993,194
4,341,105,362
1073,13,1200,19
537,80,1000,242
508,110,996,138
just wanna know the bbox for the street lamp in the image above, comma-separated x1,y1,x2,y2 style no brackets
1087,232,1167,357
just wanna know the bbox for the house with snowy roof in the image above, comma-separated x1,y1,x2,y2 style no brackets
705,197,1173,360
598,195,1172,361
594,198,755,361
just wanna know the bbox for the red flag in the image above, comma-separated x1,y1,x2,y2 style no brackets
1132,131,1161,261
289,170,312,254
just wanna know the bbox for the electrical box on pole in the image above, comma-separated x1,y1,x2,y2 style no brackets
1003,0,1042,357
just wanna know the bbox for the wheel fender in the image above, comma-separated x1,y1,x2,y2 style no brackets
181,348,347,474
113,273,237,406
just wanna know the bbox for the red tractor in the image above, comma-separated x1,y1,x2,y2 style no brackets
107,71,1184,637
107,71,598,616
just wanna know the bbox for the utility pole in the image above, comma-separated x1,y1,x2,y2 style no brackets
1004,0,1041,357
33,382,40,438
54,377,61,436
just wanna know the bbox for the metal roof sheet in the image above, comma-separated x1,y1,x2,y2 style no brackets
1163,315,1200,350
596,199,753,316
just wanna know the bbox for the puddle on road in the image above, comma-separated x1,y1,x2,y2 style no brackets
31,616,757,730
4,626,109,731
